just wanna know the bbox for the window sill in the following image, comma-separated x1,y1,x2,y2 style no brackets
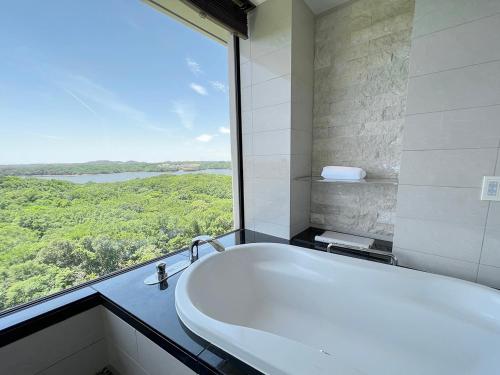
0,229,288,375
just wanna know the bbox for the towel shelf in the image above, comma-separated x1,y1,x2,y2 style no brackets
295,176,398,185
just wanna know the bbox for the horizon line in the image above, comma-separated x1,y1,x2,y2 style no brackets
0,160,232,167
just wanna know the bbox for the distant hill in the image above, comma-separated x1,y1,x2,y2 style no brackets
0,160,232,176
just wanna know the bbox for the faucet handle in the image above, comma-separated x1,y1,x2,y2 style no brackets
156,262,167,281
192,235,211,243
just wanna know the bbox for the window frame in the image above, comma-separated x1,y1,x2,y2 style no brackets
229,35,245,230
0,35,244,319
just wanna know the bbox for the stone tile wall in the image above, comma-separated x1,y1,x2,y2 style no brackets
311,0,415,240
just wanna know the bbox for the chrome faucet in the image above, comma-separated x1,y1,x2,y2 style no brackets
190,235,226,263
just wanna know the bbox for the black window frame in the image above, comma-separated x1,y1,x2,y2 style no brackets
0,37,245,320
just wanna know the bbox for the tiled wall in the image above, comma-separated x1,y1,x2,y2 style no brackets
0,307,107,375
103,308,195,375
0,307,195,375
310,0,415,241
241,0,314,239
394,0,500,285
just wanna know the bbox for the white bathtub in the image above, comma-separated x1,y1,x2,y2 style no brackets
175,243,500,375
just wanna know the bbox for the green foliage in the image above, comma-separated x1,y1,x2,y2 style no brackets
0,160,231,177
0,174,233,311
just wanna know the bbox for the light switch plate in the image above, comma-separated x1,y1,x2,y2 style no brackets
481,176,500,201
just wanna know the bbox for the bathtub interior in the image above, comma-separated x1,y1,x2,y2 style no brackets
183,244,500,374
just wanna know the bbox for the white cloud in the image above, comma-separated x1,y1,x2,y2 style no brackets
25,131,65,141
196,134,213,142
189,83,208,96
210,81,227,93
60,86,102,120
186,57,202,75
61,74,170,134
172,101,196,129
219,126,230,134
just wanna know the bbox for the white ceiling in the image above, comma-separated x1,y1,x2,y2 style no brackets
251,0,350,15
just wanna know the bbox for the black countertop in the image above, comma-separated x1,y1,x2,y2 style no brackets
95,230,289,374
0,228,393,374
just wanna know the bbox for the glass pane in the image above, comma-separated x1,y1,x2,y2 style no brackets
0,0,233,312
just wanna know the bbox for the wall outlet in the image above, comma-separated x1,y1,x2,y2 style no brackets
481,176,500,201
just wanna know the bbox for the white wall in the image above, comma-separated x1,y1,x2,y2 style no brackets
394,0,500,285
103,308,195,375
0,307,106,375
0,307,195,375
241,0,314,239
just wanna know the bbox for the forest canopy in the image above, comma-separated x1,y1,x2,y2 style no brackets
0,160,231,177
0,174,233,311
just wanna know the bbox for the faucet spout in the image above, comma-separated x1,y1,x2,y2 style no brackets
190,235,226,263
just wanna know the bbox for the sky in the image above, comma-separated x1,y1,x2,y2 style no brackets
0,0,231,165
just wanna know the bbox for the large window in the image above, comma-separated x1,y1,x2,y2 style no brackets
0,1,234,312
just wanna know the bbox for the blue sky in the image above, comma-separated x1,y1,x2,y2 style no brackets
0,0,230,165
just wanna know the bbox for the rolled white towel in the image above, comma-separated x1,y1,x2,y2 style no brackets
321,166,366,180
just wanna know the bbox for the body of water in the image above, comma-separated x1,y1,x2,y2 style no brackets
26,169,232,184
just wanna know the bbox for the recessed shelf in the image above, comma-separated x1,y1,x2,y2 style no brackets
295,176,399,185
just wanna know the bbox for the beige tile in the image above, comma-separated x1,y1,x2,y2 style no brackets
108,344,148,375
496,150,500,175
413,0,500,38
252,45,291,85
291,153,311,178
240,61,252,88
253,155,290,179
0,307,103,375
252,102,291,132
252,129,291,155
137,332,196,375
253,178,290,225
394,247,479,282
399,148,497,188
242,133,253,156
38,340,107,375
291,77,313,109
487,202,500,227
239,38,251,64
290,180,311,236
406,60,500,115
396,185,488,226
243,155,254,180
291,83,313,132
241,110,252,134
243,173,255,229
241,86,252,112
291,0,314,85
102,308,138,360
480,227,500,267
291,129,312,156
252,75,291,109
410,14,500,76
403,106,500,150
394,217,484,262
476,264,500,289
254,220,290,239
